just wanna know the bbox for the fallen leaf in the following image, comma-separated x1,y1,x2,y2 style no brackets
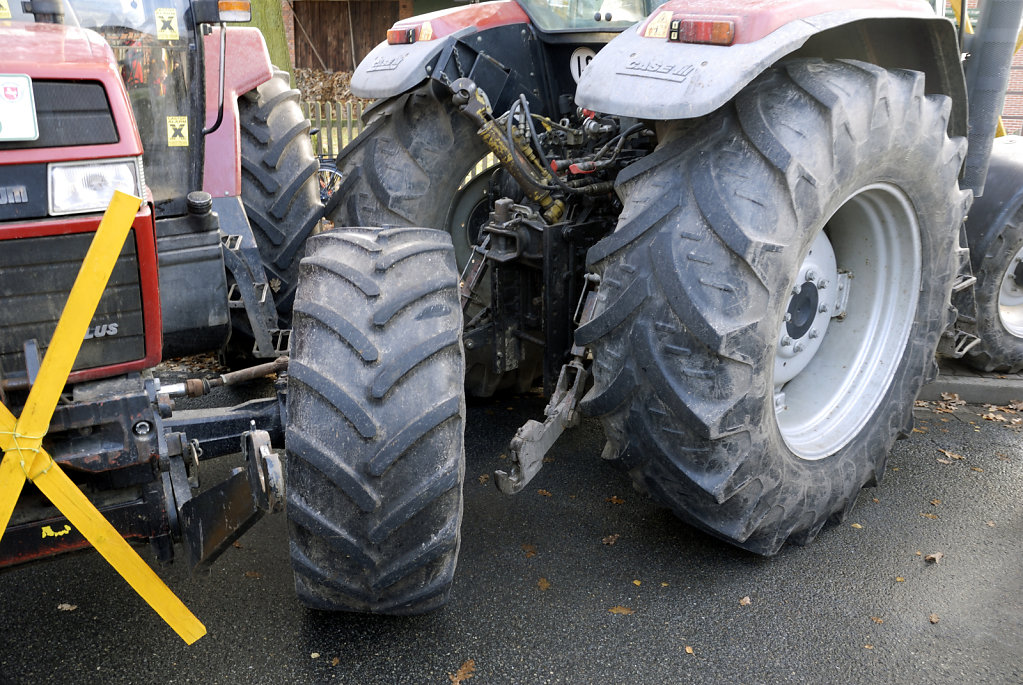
920,513,939,520
937,448,964,460
916,551,922,556
739,596,752,606
609,605,634,615
606,495,625,505
661,582,669,587
537,489,553,497
331,657,339,666
929,613,940,624
851,523,863,529
542,456,555,463
602,534,620,546
685,646,695,655
936,458,953,465
896,576,905,582
449,659,476,684
925,552,944,564
986,520,996,527
244,570,261,579
872,498,880,503
971,467,984,472
632,579,642,586
930,499,941,506
521,544,537,559
864,644,874,650
498,453,507,459
311,652,320,659
478,474,490,485
232,541,243,549
537,577,551,592
57,603,77,612
870,616,884,624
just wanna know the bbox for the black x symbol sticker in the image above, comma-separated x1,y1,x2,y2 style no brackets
170,124,185,139
161,17,174,31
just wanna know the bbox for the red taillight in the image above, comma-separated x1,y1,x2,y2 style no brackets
670,19,735,46
387,27,417,44
386,21,434,45
643,12,735,46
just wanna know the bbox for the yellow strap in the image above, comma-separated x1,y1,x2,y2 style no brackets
0,192,206,644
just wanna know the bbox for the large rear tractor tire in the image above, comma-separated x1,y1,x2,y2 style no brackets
285,227,465,613
239,68,323,326
579,59,970,555
329,83,538,396
964,136,1023,373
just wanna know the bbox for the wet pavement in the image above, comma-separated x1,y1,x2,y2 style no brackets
0,386,1020,684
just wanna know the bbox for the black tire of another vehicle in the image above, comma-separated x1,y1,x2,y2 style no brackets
578,59,970,555
285,227,465,613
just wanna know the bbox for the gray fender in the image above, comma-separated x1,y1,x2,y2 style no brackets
350,29,473,99
576,9,963,134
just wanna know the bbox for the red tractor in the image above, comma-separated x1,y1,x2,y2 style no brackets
301,0,1023,611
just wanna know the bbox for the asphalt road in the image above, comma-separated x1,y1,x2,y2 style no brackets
0,389,1020,684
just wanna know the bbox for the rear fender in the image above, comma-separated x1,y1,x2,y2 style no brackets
576,3,965,137
351,0,544,114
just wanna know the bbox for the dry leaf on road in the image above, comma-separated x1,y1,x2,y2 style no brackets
537,577,551,592
602,534,620,546
537,489,552,497
685,646,695,655
633,580,642,586
920,513,939,520
606,495,625,504
851,523,863,529
739,596,752,606
478,474,490,485
870,616,883,624
57,603,77,612
521,544,537,559
609,606,634,615
925,552,944,564
930,499,941,506
936,448,964,460
449,659,476,684
929,613,940,624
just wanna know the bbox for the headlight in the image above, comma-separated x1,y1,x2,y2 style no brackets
48,158,143,216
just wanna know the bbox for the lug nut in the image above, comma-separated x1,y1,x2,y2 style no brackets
792,284,802,295
805,270,816,282
133,421,152,436
818,279,828,290
793,343,804,353
808,329,819,339
784,313,792,322
780,336,793,347
819,304,828,313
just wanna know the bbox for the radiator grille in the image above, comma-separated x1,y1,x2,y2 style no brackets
0,230,144,380
0,80,118,151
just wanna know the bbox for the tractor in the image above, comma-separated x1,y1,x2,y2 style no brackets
296,0,1023,612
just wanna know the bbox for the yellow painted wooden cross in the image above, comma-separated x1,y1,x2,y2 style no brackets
0,191,205,644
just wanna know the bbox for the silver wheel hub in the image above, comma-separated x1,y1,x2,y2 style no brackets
997,244,1023,338
774,184,922,460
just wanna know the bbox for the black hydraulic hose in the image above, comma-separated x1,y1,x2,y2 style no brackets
516,96,588,195
203,23,227,136
505,100,561,193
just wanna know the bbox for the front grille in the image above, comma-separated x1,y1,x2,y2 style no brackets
0,230,145,380
0,80,118,151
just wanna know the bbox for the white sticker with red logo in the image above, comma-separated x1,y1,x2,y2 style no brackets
0,74,38,142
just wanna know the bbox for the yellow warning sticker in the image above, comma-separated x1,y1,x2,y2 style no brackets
418,21,433,41
155,8,179,41
644,10,674,39
166,116,188,146
0,1,11,20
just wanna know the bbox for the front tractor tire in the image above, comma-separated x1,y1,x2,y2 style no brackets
285,227,465,614
580,59,969,555
329,83,538,396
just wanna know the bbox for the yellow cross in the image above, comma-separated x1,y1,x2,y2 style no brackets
0,191,205,644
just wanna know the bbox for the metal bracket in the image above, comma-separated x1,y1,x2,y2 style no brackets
221,233,284,359
495,359,588,494
494,277,600,494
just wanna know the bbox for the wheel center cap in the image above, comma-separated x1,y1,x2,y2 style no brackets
786,283,819,340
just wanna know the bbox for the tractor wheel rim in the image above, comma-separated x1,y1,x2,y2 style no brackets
775,183,921,460
997,244,1023,338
